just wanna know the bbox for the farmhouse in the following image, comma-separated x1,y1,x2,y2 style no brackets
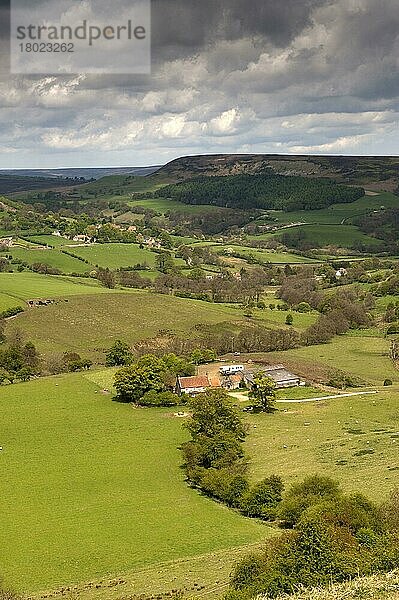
72,234,94,244
177,375,211,396
244,365,301,389
221,373,243,390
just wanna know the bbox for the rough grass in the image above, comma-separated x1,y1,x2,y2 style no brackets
6,291,244,356
0,372,268,593
246,387,399,501
259,571,399,600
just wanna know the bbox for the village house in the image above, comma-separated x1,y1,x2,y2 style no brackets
72,234,94,244
143,237,162,249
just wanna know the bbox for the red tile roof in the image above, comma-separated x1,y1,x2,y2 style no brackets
178,376,210,389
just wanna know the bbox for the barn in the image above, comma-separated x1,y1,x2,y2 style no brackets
244,365,301,389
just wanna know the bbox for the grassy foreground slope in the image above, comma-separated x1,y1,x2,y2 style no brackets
0,373,268,592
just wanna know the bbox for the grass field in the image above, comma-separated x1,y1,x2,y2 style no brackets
0,373,268,593
27,234,72,247
4,246,90,273
0,272,112,302
64,243,159,269
129,197,226,214
254,306,318,329
211,244,319,264
269,192,399,226
275,224,384,249
6,291,245,356
246,387,399,501
0,291,23,311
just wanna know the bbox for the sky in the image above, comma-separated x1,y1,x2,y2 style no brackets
0,0,398,168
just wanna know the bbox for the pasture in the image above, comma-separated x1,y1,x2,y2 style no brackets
276,224,384,249
0,373,267,592
6,291,245,356
0,272,112,303
4,246,90,274
64,243,159,269
246,387,399,501
269,192,399,225
26,235,71,247
129,197,225,214
210,244,319,264
274,335,399,385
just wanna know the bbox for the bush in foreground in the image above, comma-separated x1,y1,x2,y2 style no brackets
227,480,399,600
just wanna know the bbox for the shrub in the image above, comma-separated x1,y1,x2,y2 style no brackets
279,475,342,527
139,390,180,407
384,379,393,386
240,476,284,520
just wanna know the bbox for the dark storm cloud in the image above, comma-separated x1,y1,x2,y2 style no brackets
151,0,329,60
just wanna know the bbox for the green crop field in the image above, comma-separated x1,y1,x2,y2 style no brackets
245,388,399,501
64,243,159,269
0,373,267,592
4,246,90,273
0,272,113,302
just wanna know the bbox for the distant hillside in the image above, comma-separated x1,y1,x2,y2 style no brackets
0,174,87,195
1,165,161,180
155,154,399,191
258,571,399,600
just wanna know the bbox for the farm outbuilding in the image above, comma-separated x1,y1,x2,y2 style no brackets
244,365,301,389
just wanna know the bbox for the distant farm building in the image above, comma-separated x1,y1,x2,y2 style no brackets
177,363,301,396
0,237,13,248
244,365,301,389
